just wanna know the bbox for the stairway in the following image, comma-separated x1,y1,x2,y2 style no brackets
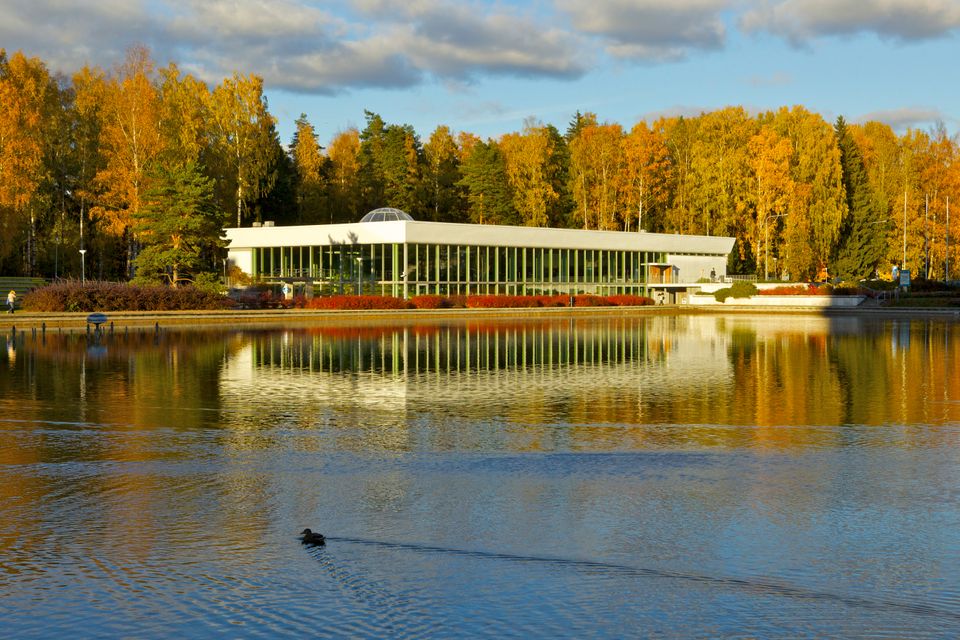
0,277,47,310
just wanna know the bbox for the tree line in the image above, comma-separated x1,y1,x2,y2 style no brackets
2,47,958,284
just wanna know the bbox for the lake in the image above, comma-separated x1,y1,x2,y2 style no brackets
1,314,959,638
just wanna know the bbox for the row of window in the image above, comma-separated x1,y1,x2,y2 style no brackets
249,243,683,295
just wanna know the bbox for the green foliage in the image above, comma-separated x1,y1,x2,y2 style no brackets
458,140,517,225
713,281,758,302
357,111,424,216
831,116,886,280
191,272,223,293
133,162,224,286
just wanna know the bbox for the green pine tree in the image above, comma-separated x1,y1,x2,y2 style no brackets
831,116,886,280
133,162,224,286
458,140,517,225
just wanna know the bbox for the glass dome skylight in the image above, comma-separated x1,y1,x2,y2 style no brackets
360,207,414,222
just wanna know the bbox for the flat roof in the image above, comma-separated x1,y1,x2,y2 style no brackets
225,221,735,256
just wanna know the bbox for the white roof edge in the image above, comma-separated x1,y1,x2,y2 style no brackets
224,221,735,255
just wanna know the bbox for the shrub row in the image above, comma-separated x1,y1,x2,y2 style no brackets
709,282,868,300
306,295,415,310
304,293,654,310
22,280,235,312
24,283,656,312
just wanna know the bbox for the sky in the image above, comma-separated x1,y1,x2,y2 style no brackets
2,0,959,147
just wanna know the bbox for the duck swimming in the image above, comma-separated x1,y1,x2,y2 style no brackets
300,528,326,545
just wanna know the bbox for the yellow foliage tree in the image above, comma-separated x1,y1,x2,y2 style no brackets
569,121,625,230
500,121,557,227
621,121,673,232
82,46,165,275
0,50,57,273
748,126,794,278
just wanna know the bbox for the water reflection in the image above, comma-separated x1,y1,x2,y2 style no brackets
3,316,960,448
2,316,960,637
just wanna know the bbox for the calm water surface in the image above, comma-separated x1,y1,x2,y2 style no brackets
1,315,959,638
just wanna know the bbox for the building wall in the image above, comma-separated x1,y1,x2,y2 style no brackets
225,221,735,297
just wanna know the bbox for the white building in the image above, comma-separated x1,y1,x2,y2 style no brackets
224,208,735,302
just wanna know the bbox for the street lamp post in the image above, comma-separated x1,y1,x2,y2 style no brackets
79,249,87,283
355,256,362,295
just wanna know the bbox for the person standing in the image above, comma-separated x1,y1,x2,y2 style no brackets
6,290,15,314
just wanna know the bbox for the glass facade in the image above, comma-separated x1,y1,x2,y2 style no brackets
248,242,668,297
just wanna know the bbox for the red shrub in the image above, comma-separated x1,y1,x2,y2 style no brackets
465,295,543,308
759,285,816,296
306,295,414,310
410,295,454,309
605,294,654,306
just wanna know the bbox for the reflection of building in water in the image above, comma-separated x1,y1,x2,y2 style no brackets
217,319,742,433
246,321,657,376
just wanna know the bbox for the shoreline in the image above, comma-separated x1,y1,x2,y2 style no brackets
1,304,958,330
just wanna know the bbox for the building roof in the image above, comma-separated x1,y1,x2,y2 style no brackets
224,220,735,256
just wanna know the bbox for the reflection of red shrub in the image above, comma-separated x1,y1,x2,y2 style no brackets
306,295,414,310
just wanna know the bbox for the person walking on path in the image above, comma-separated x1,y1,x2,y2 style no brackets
6,290,15,314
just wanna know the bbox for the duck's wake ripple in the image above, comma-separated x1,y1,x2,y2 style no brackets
322,536,960,623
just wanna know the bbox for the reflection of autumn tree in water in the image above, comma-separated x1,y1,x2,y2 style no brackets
5,318,960,459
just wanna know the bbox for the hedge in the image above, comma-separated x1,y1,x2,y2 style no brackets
22,280,235,312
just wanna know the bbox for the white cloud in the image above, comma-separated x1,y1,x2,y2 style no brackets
740,0,960,44
855,107,952,131
351,0,588,80
0,0,585,92
556,0,730,60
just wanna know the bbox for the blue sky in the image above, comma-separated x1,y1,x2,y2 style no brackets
2,0,958,146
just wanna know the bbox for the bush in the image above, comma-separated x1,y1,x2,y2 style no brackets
306,295,414,310
21,280,235,312
410,295,454,309
759,285,813,295
605,294,655,306
465,295,543,308
713,281,758,302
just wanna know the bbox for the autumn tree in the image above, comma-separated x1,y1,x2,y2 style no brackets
621,121,673,232
771,106,846,280
914,123,956,278
500,120,558,227
748,125,793,278
688,107,755,241
569,119,624,230
327,128,361,223
658,116,697,233
423,125,463,222
158,63,211,168
210,73,276,227
290,113,325,223
80,46,165,277
0,50,60,275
